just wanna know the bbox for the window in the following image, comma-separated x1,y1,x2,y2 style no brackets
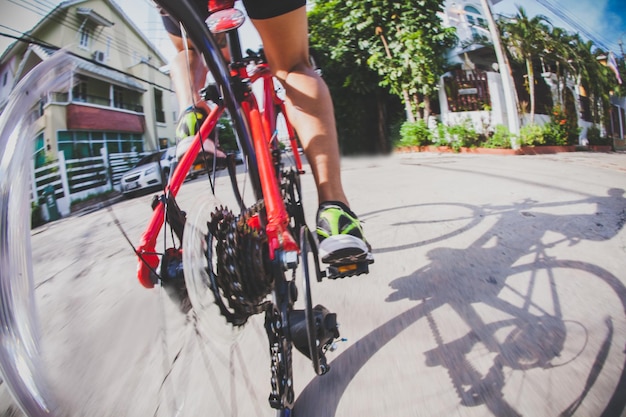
79,26,92,49
154,88,165,123
113,86,125,109
2,72,7,87
58,131,144,160
464,6,481,19
464,5,484,38
72,78,87,102
34,133,45,168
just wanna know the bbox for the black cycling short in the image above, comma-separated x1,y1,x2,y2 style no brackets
242,0,306,20
161,0,306,37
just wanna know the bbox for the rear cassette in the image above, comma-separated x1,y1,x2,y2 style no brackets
183,195,273,338
207,203,273,325
182,195,245,342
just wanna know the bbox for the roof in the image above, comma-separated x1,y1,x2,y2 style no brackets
71,54,146,91
32,44,145,91
0,0,167,64
76,7,115,27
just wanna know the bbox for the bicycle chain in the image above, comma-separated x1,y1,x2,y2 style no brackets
207,202,273,325
208,202,294,409
266,298,294,410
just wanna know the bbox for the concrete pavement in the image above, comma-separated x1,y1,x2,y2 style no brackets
1,151,625,417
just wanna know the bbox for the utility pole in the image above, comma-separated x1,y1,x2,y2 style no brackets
479,0,520,144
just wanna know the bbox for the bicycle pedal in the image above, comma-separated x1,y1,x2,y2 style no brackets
326,261,370,279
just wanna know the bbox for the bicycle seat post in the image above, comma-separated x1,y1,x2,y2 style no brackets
227,30,244,64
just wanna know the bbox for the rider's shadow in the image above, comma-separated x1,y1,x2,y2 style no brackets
295,188,626,417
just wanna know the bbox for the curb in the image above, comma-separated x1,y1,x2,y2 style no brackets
71,194,125,217
394,145,614,155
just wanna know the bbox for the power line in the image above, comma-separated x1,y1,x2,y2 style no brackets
0,30,173,91
541,0,614,48
535,0,618,52
2,0,167,63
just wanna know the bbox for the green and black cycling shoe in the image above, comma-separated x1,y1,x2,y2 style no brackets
316,201,373,267
174,106,226,161
176,105,207,141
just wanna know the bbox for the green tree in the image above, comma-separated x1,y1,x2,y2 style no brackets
500,7,551,123
542,26,575,103
567,36,613,126
310,0,456,123
308,1,404,153
368,2,457,122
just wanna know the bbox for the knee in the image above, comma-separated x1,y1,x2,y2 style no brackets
274,60,315,85
169,33,196,53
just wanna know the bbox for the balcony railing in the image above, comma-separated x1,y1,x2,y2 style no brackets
73,94,143,113
45,92,143,113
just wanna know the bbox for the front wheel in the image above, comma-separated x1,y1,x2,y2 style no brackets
0,51,75,416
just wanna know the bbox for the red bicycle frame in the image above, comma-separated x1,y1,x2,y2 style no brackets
237,62,302,259
136,52,303,288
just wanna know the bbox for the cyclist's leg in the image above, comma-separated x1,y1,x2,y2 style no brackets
161,7,228,161
168,34,210,116
250,7,372,264
160,4,211,133
250,7,346,207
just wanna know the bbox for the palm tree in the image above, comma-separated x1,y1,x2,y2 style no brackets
500,7,551,123
570,37,612,125
543,26,576,103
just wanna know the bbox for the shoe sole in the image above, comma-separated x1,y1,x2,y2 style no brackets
318,234,371,265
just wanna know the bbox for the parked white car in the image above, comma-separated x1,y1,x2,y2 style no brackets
120,148,176,196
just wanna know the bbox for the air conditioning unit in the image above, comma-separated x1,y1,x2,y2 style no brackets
93,50,105,63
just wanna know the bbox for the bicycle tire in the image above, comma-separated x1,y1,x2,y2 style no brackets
300,226,325,375
157,0,267,342
156,0,263,202
159,1,308,413
276,406,293,417
0,51,75,416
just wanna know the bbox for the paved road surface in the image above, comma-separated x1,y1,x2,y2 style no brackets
1,151,625,417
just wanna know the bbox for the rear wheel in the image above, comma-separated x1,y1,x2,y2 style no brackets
300,226,326,374
276,407,293,416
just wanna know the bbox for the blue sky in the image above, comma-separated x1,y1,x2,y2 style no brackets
0,0,624,60
493,0,626,54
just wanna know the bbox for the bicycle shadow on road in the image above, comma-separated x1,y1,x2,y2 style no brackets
295,189,626,417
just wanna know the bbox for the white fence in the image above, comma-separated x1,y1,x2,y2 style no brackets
32,148,149,217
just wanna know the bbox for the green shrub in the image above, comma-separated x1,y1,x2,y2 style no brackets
31,203,44,228
518,123,545,147
432,123,450,146
586,126,601,144
398,120,433,147
542,122,568,146
586,126,612,146
543,105,576,146
433,122,447,144
483,124,514,149
447,119,480,149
